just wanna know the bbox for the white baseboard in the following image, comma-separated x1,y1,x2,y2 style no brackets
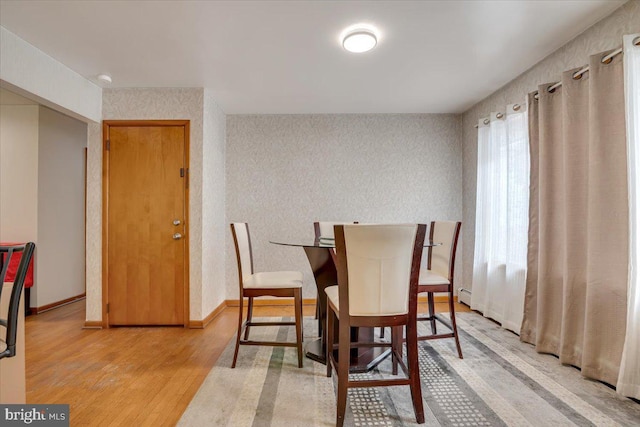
458,288,472,307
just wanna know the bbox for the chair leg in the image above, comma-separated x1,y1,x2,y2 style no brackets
231,296,244,368
449,291,463,359
300,293,305,343
427,293,437,334
391,325,401,375
294,289,304,368
336,319,350,427
326,307,334,378
406,322,425,424
243,297,254,340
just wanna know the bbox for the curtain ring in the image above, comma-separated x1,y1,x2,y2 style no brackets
483,118,490,125
496,113,504,119
602,55,613,64
572,65,589,80
634,36,640,46
513,104,521,111
547,84,558,94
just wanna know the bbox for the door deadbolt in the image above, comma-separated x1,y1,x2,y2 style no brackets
173,219,181,226
173,233,183,240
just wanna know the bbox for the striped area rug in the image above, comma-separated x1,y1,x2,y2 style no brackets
178,312,640,426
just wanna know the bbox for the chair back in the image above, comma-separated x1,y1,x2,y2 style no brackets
230,223,254,285
0,242,35,359
335,224,425,316
315,222,358,264
314,221,357,239
428,221,461,282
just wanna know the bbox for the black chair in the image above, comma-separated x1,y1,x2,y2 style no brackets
0,242,35,359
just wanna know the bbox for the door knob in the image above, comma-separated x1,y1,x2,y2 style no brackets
173,233,183,240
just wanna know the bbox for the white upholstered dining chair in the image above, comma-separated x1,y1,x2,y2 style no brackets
325,224,426,426
229,223,304,368
314,221,358,242
312,221,358,319
417,221,463,358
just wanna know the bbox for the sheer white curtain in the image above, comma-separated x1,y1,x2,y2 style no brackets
471,106,530,333
618,34,640,399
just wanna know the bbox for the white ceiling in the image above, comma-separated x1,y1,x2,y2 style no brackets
0,1,626,114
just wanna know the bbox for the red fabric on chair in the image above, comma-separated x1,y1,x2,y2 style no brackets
1,242,34,288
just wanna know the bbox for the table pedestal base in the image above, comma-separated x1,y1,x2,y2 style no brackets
305,336,392,374
305,338,326,364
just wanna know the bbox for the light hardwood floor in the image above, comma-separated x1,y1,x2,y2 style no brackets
25,299,470,426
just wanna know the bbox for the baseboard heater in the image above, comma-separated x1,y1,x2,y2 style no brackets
458,288,472,307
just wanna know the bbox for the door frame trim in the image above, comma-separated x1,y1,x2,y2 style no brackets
102,120,191,328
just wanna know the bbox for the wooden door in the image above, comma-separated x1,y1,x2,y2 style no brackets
103,121,189,326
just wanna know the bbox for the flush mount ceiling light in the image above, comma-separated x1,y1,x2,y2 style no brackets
341,24,379,53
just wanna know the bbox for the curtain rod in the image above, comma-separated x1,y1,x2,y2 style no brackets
473,104,521,128
474,37,639,128
533,41,640,100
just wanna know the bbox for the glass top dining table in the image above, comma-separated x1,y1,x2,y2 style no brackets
269,237,440,373
270,238,441,248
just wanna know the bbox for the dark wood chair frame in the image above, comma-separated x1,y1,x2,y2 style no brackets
0,242,35,359
326,224,426,427
230,223,304,368
417,221,463,359
312,221,358,320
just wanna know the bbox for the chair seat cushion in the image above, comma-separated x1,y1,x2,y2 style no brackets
244,271,303,288
325,285,339,310
419,269,449,285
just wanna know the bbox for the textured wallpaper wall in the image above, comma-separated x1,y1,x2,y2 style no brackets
201,91,227,318
226,114,462,298
461,0,640,290
85,88,208,322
